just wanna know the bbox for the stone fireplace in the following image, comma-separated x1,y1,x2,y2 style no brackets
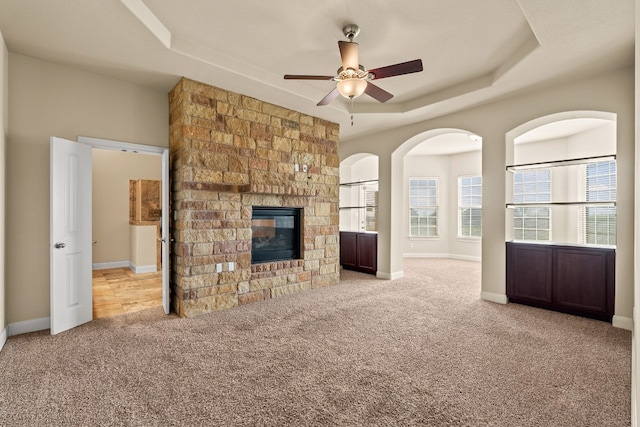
169,78,340,317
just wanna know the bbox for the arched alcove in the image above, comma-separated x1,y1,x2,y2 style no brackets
505,111,617,244
381,128,484,279
503,110,628,328
339,154,380,275
339,153,379,233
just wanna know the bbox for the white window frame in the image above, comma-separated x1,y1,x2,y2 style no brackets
512,169,551,242
409,177,439,238
359,183,378,232
581,160,616,246
458,175,482,239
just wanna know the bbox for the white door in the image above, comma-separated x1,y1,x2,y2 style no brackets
161,149,169,314
50,137,92,335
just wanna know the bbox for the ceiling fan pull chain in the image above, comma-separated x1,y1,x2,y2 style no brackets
350,96,354,126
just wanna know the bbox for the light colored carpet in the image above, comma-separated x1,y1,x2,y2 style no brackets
0,258,631,426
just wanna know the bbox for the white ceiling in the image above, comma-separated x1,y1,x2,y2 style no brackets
0,0,634,142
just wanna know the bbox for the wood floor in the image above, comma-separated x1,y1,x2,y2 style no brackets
92,268,162,319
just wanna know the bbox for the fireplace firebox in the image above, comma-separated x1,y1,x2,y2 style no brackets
251,207,302,264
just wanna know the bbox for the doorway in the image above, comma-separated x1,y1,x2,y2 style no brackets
50,136,169,335
91,148,163,318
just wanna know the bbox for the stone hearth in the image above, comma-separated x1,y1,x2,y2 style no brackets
169,78,340,317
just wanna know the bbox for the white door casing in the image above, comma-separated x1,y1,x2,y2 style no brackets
161,148,169,314
50,137,93,335
76,136,170,315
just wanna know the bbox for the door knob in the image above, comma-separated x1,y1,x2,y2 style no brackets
54,242,66,249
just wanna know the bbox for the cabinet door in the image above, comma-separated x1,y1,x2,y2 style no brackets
340,232,358,269
554,247,614,320
506,243,553,305
356,233,377,275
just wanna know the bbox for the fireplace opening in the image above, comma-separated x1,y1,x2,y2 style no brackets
251,207,302,264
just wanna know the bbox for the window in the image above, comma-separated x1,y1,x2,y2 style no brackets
409,178,438,237
584,160,616,245
458,176,482,237
362,184,378,232
513,170,551,241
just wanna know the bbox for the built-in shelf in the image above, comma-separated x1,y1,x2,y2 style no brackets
339,205,379,210
506,154,615,172
506,154,616,209
506,201,616,208
339,179,379,186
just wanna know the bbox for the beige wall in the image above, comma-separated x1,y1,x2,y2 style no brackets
6,53,168,324
129,225,157,270
0,31,7,337
340,66,634,320
92,150,161,265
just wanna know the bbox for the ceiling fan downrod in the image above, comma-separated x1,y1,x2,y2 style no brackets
342,24,360,42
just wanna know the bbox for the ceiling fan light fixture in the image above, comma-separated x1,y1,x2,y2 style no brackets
337,78,367,99
283,23,423,107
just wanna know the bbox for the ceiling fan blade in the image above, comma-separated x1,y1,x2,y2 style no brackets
364,82,393,103
317,88,340,106
284,75,335,80
338,41,359,70
368,59,423,80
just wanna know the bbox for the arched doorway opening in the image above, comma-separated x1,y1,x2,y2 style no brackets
381,128,483,280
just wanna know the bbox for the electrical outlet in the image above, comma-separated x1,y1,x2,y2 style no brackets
216,263,222,273
229,262,235,272
302,164,308,173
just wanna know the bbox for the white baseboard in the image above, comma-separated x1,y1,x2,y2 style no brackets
403,253,481,262
612,315,633,331
481,291,508,304
449,254,481,262
129,262,157,274
93,261,129,270
7,317,50,336
376,271,404,280
0,326,7,352
403,252,450,259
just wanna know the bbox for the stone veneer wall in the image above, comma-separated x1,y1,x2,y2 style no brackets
168,78,340,317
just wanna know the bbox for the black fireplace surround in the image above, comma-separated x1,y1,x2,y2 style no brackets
251,207,302,264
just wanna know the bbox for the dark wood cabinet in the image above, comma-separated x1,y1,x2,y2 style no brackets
506,242,615,322
340,232,377,275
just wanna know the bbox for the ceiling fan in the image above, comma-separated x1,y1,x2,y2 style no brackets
284,24,423,106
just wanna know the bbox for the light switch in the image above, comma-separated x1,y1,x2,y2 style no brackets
216,263,222,273
229,262,235,272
